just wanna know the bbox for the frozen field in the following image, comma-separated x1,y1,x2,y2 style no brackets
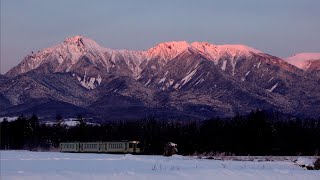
1,150,319,180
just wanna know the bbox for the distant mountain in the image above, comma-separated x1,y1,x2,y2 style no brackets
285,53,320,77
1,36,319,121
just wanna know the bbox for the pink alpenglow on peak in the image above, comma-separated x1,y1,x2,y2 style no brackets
191,42,261,54
146,41,262,62
285,53,320,70
218,44,262,54
190,42,261,63
146,41,190,61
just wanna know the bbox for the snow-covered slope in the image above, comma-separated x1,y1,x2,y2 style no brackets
1,151,319,180
146,41,190,62
6,35,146,78
145,41,262,64
7,36,109,75
285,53,320,70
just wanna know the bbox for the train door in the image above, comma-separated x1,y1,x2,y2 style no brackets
80,143,83,152
133,143,137,153
76,144,79,152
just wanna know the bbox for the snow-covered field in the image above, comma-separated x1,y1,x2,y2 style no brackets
1,151,319,180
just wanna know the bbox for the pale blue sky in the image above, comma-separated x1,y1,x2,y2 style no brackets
1,0,320,73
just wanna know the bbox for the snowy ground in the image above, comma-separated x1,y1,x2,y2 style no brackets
1,151,319,180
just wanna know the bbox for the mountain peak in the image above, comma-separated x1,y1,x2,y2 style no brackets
63,35,104,51
218,44,261,54
286,53,320,61
146,41,190,61
155,41,190,48
64,35,84,43
285,53,320,70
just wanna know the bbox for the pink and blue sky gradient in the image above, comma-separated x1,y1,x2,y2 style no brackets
1,0,320,73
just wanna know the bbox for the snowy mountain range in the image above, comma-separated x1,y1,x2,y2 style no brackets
1,35,319,121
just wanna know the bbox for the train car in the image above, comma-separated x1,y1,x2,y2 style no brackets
105,141,141,153
127,141,140,153
79,142,102,153
60,142,80,152
59,141,140,154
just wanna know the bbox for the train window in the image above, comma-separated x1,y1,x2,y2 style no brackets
129,143,133,148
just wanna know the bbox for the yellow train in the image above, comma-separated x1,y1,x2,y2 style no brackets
60,141,140,154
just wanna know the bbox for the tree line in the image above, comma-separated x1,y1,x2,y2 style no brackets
1,110,319,155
